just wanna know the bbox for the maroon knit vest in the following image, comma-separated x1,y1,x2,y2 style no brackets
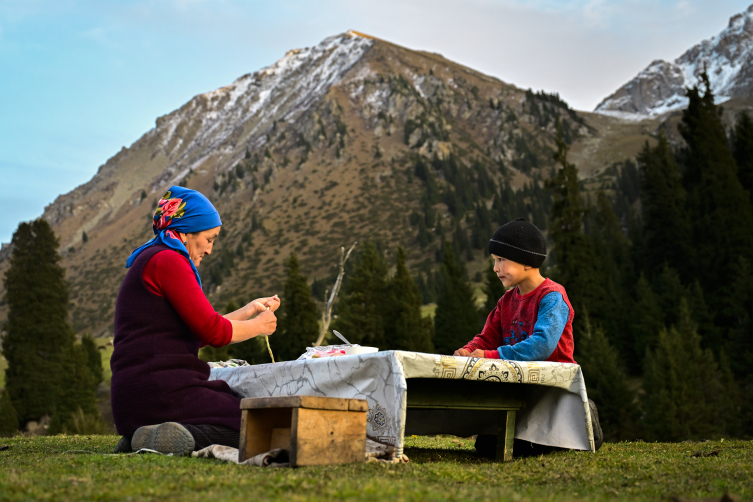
110,245,240,436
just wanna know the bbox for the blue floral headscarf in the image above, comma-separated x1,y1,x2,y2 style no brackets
126,186,222,287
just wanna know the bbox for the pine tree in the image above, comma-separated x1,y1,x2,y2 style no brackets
685,280,719,352
482,261,506,314
642,299,729,441
653,264,686,329
637,134,693,279
577,310,640,441
631,274,664,371
679,73,753,320
48,343,99,434
333,242,389,348
725,257,753,378
433,242,479,354
546,123,604,332
586,192,633,352
2,220,93,424
0,391,19,437
80,334,103,386
385,248,434,352
732,110,753,200
272,253,320,361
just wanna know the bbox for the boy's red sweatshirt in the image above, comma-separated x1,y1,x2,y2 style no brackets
463,278,576,363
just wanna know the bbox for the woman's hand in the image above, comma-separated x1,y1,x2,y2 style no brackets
229,310,277,343
453,348,485,357
252,310,278,336
226,295,280,321
255,295,280,313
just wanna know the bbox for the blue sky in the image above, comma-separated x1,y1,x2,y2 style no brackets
1,0,751,244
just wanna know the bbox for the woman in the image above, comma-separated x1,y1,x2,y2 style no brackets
110,186,279,455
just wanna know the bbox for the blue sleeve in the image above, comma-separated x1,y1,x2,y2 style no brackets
497,292,570,361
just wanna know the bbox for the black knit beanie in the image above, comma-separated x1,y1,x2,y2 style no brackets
488,218,547,267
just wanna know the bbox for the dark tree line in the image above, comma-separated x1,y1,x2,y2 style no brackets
547,74,753,441
0,220,102,436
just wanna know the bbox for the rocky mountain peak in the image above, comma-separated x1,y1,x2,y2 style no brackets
596,3,753,117
0,30,595,336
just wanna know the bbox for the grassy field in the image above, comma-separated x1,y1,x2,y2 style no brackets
0,435,750,501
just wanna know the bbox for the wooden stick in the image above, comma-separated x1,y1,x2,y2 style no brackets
313,242,357,347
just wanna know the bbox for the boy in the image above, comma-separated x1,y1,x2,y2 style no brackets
454,218,574,363
454,218,602,455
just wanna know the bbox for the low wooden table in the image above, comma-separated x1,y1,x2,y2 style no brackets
239,395,368,467
406,378,525,462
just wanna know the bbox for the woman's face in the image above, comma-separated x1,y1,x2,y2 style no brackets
182,227,220,267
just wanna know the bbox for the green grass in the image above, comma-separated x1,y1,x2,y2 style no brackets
0,435,750,501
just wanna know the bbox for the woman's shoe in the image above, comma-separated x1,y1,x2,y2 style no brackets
131,422,195,456
113,435,132,454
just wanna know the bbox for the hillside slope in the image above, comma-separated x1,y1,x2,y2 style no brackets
0,31,653,336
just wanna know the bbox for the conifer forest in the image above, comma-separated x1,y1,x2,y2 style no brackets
1,74,752,444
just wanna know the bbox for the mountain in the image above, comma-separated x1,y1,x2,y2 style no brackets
0,31,650,337
596,4,753,117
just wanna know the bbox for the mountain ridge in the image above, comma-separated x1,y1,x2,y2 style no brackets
0,31,651,337
596,3,753,117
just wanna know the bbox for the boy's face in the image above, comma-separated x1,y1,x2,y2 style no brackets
491,254,529,289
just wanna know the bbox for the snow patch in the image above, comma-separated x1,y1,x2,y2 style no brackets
596,3,753,117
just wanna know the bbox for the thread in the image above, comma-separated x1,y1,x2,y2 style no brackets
265,335,275,363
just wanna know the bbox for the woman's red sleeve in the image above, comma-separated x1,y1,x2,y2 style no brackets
142,250,232,348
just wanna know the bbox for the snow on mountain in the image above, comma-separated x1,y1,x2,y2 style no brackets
595,4,753,117
152,31,374,182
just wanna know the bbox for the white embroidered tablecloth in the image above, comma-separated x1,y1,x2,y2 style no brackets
209,351,595,457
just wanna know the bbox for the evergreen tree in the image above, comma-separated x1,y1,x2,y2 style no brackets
333,242,389,348
80,334,103,386
586,193,633,353
271,253,320,361
424,271,438,304
0,391,19,437
2,220,94,424
631,274,664,371
546,124,604,332
482,262,506,314
732,110,753,200
642,299,729,441
653,264,686,329
725,257,753,379
385,247,434,352
679,73,753,321
685,280,719,352
433,242,479,354
49,343,99,434
576,310,640,441
637,134,693,279
227,336,268,365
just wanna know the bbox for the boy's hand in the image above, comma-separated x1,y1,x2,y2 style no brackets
453,348,486,358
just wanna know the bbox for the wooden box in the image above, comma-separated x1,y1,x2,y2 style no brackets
239,395,368,467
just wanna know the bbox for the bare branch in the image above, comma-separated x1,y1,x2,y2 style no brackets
313,241,357,346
